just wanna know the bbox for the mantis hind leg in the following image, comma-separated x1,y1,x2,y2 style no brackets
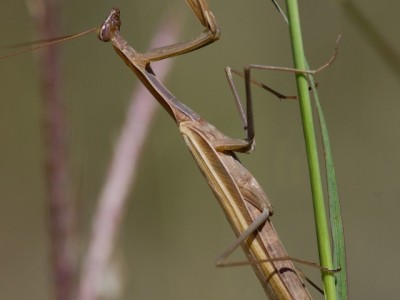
215,208,340,275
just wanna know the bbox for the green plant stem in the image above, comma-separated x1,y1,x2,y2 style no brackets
284,1,336,299
310,70,348,299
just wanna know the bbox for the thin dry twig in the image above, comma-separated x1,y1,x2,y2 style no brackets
25,0,77,299
77,12,182,300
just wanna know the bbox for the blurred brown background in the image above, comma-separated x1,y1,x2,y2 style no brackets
0,0,399,299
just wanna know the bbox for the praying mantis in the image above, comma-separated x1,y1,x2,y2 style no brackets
0,1,340,299
95,1,338,298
